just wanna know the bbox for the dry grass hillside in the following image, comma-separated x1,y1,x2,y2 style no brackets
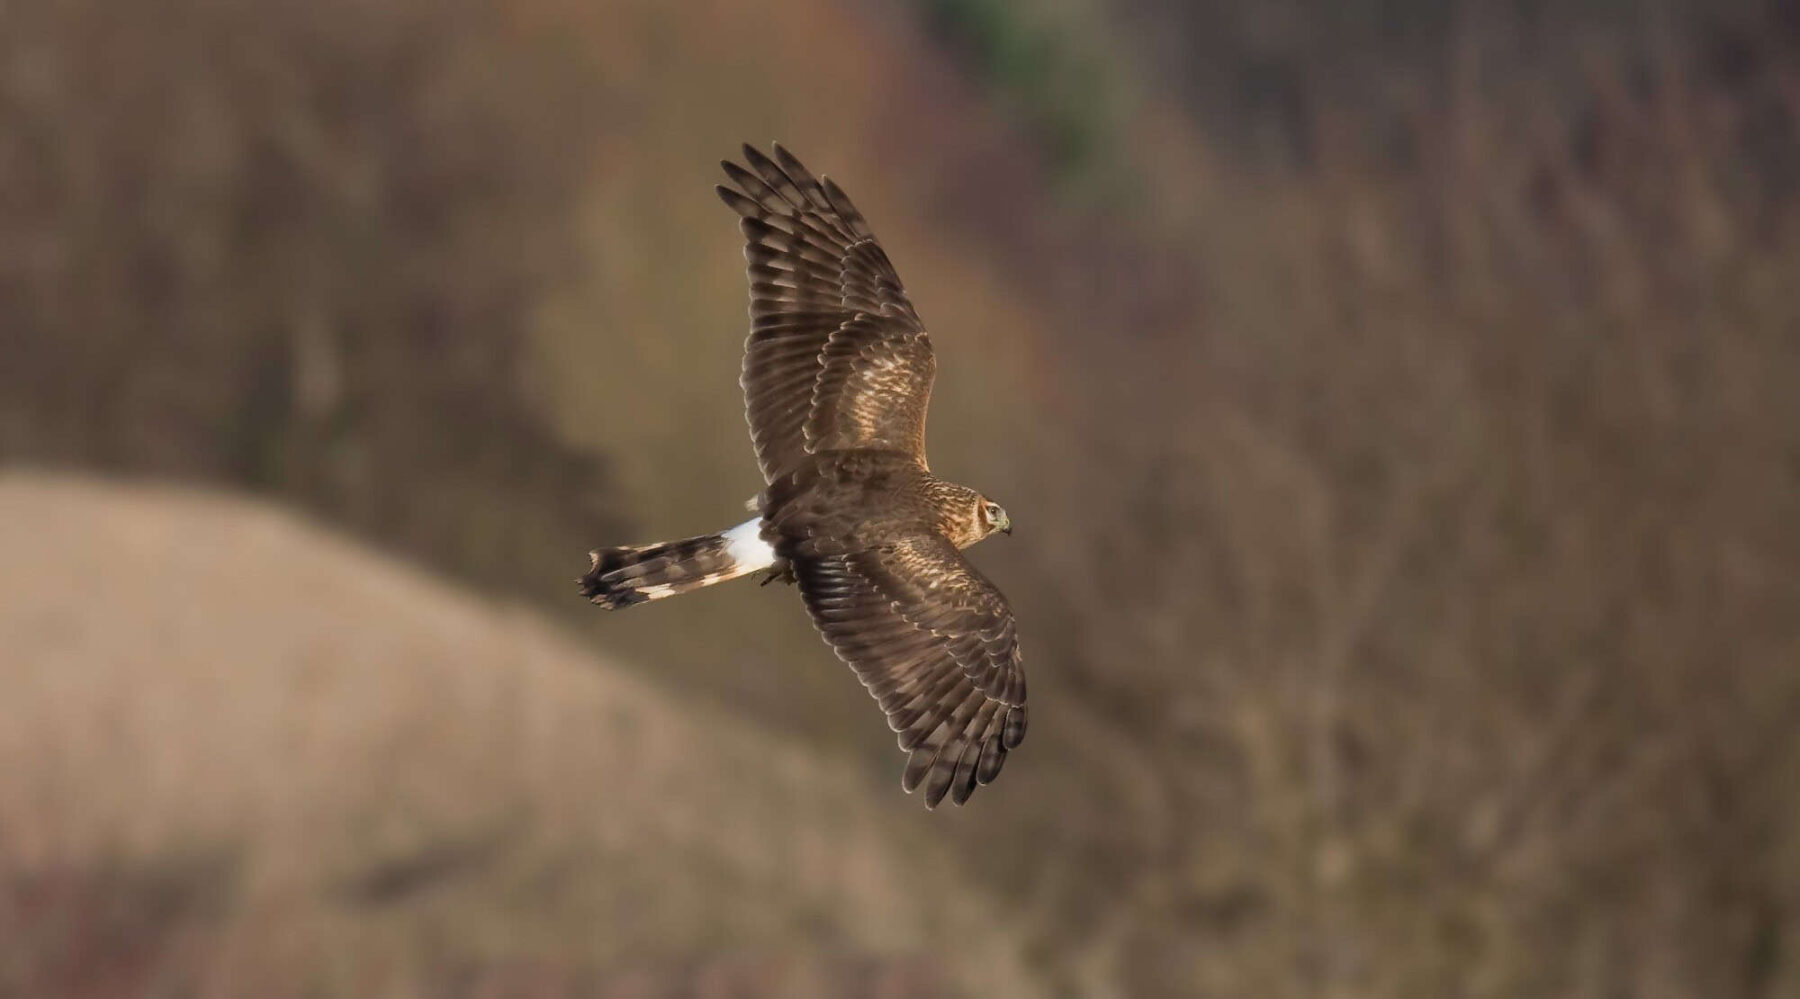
0,473,1036,999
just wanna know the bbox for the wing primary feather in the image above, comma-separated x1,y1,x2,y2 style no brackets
721,161,780,205
742,144,808,211
950,737,984,805
771,143,834,211
716,185,765,219
901,740,936,793
922,744,959,808
976,729,1008,784
1002,704,1028,749
820,177,874,238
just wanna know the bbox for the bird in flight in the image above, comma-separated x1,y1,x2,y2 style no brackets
579,144,1026,808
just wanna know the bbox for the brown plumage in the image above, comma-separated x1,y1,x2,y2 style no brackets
579,144,1025,808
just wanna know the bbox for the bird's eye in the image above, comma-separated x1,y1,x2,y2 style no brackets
985,503,1001,521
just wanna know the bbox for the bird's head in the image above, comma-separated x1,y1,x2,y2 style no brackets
976,496,1012,539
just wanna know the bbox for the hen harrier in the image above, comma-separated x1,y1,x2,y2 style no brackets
579,144,1026,808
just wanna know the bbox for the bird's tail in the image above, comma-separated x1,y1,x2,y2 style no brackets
579,518,775,609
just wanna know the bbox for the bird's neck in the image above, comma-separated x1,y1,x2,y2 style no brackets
924,477,984,548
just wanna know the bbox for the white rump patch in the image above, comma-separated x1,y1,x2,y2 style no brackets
722,517,777,572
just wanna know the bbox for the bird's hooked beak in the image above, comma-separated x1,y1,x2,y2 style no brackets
999,513,1012,536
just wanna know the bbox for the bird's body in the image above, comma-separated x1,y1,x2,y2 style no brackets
579,145,1025,808
765,449,991,554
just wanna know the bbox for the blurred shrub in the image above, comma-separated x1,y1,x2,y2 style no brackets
0,0,624,591
972,7,1800,996
919,0,1120,177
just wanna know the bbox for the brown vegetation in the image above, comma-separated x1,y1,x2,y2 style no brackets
3,0,1798,996
0,0,624,595
989,9,1800,994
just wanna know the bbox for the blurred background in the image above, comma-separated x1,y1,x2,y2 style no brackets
4,0,1799,995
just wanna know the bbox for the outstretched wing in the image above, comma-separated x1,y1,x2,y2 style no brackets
793,534,1028,808
717,144,935,483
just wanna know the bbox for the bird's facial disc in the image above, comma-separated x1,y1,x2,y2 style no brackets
981,499,1012,536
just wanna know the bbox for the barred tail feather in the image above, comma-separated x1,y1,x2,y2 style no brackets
579,518,775,609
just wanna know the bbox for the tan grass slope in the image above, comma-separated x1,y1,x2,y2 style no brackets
0,472,1035,998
